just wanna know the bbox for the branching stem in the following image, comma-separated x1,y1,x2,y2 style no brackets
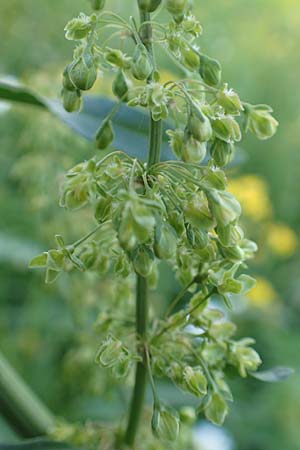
124,5,163,447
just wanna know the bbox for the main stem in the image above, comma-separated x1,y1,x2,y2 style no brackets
124,7,162,448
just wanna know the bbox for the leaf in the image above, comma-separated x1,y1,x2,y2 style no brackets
0,439,79,450
0,79,45,108
249,366,295,382
29,253,48,268
0,352,55,438
0,79,173,161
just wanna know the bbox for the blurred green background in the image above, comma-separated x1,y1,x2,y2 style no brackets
0,1,300,449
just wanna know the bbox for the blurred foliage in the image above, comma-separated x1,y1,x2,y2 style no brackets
0,1,300,450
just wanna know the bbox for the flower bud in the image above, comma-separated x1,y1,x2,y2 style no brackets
95,120,114,149
204,392,228,426
154,221,177,260
210,138,234,167
244,104,278,140
167,129,184,159
223,245,244,262
182,14,203,37
182,136,207,163
199,54,222,86
188,110,212,142
179,407,196,425
62,88,82,113
207,189,241,227
112,69,130,101
94,196,112,222
90,0,105,10
152,405,180,442
95,335,124,368
217,85,243,115
138,0,162,12
184,192,214,230
168,210,185,236
64,14,92,41
62,65,76,91
183,366,207,397
132,245,155,277
132,44,153,80
69,58,97,91
105,48,127,68
181,46,200,71
212,116,241,143
166,0,188,16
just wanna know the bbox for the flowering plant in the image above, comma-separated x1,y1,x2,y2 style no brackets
29,0,280,448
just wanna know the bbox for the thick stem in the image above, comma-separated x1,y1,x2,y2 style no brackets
124,5,163,448
124,276,148,446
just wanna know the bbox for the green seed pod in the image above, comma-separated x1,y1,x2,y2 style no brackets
154,221,177,260
179,407,196,425
210,138,234,167
222,245,244,262
69,58,97,91
184,192,215,230
181,46,200,71
94,196,112,222
167,129,185,159
199,54,222,87
188,110,213,142
166,0,188,16
152,405,180,442
79,243,98,269
112,69,130,101
183,366,207,397
207,189,241,227
95,335,124,368
62,87,82,113
168,210,185,236
105,48,125,67
132,44,153,80
138,0,162,12
217,224,244,247
182,136,207,163
245,104,278,140
212,116,241,143
62,64,76,91
90,0,105,10
204,392,228,426
95,120,114,149
217,85,243,115
132,245,154,277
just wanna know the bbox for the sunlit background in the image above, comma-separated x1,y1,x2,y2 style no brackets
1,1,300,449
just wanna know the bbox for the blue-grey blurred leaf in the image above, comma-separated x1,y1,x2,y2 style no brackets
0,440,79,450
0,233,42,269
249,366,295,382
0,79,172,160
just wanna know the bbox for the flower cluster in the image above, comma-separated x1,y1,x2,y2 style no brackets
31,0,278,447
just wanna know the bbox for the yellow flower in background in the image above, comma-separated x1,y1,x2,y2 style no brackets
267,223,298,257
228,175,272,221
248,277,277,308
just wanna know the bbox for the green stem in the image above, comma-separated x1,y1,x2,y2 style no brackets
124,5,163,447
124,276,148,447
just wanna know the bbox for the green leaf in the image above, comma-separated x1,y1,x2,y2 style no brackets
249,366,295,382
28,253,48,268
0,79,173,161
0,439,79,450
0,79,45,108
0,352,55,439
